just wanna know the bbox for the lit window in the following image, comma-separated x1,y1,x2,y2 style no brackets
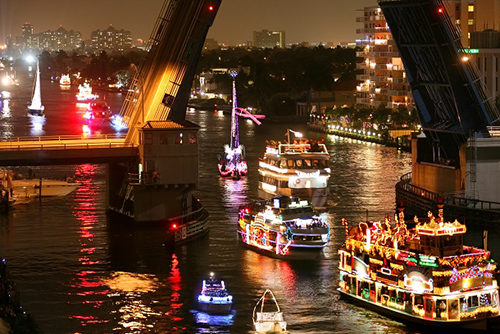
468,32,471,39
468,5,474,12
468,19,474,25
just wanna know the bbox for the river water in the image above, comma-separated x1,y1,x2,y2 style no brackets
0,68,497,333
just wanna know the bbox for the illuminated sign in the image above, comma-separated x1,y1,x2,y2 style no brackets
404,272,434,293
461,48,479,54
418,255,439,268
296,170,320,178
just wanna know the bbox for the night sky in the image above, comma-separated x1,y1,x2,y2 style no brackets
0,0,377,46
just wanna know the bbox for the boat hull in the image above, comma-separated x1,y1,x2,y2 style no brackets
338,288,496,331
237,230,323,260
258,184,328,209
198,301,232,314
12,179,80,198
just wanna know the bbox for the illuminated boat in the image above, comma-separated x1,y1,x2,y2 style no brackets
197,273,233,314
59,74,71,86
258,133,330,209
27,60,44,117
84,102,112,120
253,289,287,333
1,73,19,87
218,71,247,179
338,208,500,330
237,196,330,259
76,82,98,101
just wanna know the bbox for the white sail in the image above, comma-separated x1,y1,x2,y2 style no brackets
28,60,44,112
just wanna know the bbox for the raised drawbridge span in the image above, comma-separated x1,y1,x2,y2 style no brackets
379,0,500,162
119,0,221,144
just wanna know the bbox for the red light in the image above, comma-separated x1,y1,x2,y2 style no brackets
438,8,443,13
172,223,177,229
209,5,214,11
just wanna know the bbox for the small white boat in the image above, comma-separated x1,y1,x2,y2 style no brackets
27,60,45,117
253,289,287,333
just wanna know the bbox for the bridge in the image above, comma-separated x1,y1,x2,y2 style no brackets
0,134,137,166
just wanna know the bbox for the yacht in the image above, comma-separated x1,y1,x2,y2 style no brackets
197,273,233,314
258,135,330,209
238,196,329,259
253,289,287,333
84,102,112,120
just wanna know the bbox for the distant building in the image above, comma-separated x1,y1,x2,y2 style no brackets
253,29,286,48
21,22,34,49
27,26,82,52
90,25,132,52
203,38,219,51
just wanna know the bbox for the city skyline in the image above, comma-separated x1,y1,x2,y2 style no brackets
0,0,377,46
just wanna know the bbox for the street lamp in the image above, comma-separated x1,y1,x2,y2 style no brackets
286,128,303,144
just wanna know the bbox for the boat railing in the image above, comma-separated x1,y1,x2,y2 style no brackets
0,133,126,142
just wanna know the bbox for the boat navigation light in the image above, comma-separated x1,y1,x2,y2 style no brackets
172,223,177,229
210,272,215,277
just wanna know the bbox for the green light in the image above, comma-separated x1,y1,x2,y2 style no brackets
461,48,479,54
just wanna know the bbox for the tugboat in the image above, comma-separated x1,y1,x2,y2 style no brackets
338,205,500,330
258,129,330,209
197,273,233,314
253,289,287,333
237,196,329,259
218,70,265,179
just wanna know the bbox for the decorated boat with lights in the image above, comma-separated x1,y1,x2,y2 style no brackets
76,82,98,102
59,74,71,86
253,289,287,333
84,102,112,120
27,60,44,117
197,273,233,314
218,71,264,179
258,131,330,209
238,196,329,259
338,208,500,330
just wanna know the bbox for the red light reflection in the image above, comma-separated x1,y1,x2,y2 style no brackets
166,254,184,324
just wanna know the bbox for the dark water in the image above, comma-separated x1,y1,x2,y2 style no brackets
0,68,497,333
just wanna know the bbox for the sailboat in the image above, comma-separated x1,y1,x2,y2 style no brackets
217,71,265,179
28,60,45,117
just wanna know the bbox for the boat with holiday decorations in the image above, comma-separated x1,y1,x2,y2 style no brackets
76,82,98,102
27,60,44,117
59,74,71,86
237,196,329,259
258,129,330,209
197,273,233,314
84,101,112,121
217,70,264,179
338,208,500,330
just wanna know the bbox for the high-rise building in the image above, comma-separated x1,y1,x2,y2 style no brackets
21,22,34,49
355,6,411,110
446,0,500,48
26,26,82,52
253,30,286,48
90,25,132,52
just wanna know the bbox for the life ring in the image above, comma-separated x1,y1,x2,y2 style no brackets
295,179,301,184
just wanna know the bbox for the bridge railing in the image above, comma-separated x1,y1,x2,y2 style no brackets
0,133,126,142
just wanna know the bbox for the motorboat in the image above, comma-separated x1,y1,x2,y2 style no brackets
197,273,233,314
238,196,329,259
253,289,287,333
27,61,44,117
338,207,500,330
84,102,112,120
